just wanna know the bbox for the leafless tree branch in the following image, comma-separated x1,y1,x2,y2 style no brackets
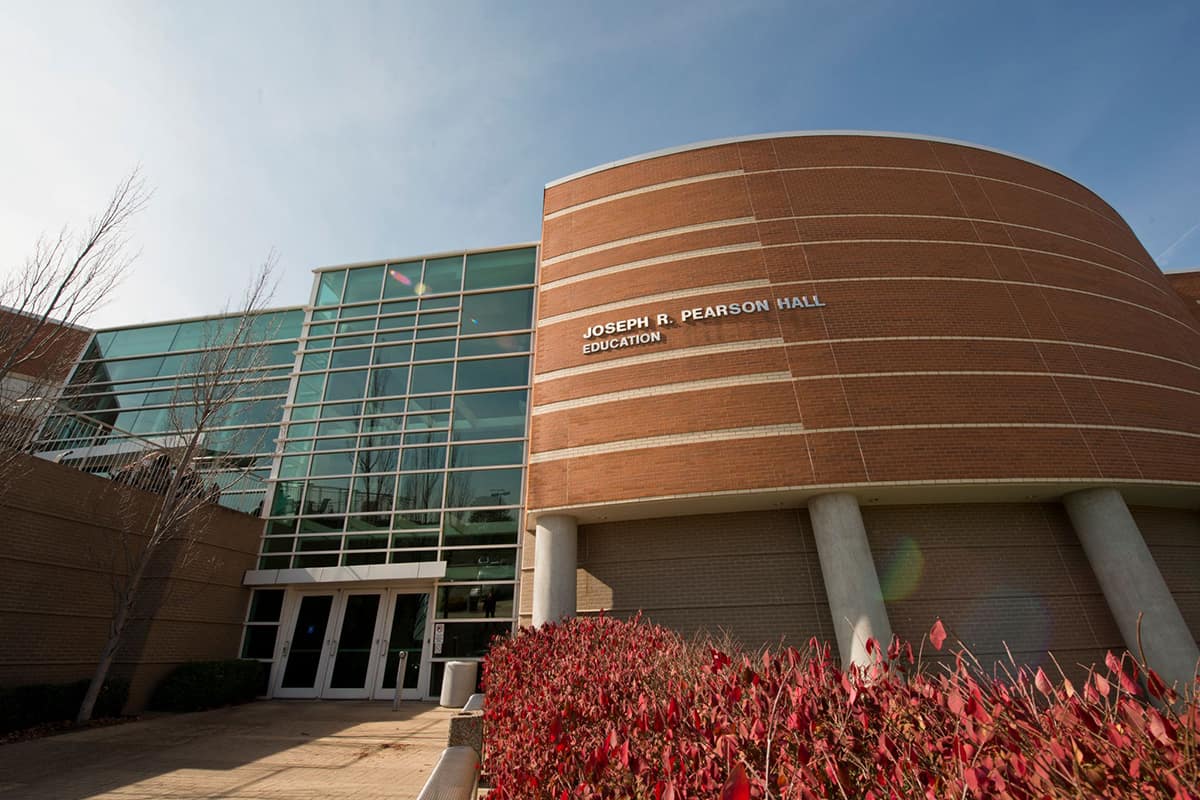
0,168,150,461
77,255,279,723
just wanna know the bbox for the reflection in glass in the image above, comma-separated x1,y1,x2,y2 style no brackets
409,362,454,394
396,471,444,511
328,594,381,689
422,256,464,295
443,509,519,546
382,594,428,690
437,584,514,619
442,548,516,581
464,248,536,290
444,467,522,508
342,266,385,304
451,391,528,441
460,289,533,333
316,272,345,307
383,262,422,300
454,356,529,391
458,334,531,357
280,594,333,688
349,474,395,514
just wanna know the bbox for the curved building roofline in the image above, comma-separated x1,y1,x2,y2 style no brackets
545,130,1087,195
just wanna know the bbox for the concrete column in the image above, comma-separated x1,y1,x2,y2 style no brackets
531,514,578,627
1063,488,1199,688
808,493,893,671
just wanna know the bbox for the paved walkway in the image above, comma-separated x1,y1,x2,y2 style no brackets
0,700,457,799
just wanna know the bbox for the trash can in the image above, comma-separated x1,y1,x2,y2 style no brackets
440,661,478,708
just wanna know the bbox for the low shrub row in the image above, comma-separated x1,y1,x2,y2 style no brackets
0,678,129,735
148,659,263,712
483,615,1200,799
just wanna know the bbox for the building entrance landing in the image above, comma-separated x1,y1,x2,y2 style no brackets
272,585,434,701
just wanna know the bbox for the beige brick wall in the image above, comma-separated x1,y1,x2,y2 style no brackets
518,501,1200,683
0,455,261,711
1132,506,1200,648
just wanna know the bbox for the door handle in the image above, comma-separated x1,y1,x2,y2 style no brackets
282,642,290,657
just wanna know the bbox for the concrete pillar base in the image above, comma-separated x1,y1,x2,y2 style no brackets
532,514,578,627
1063,488,1199,689
808,493,894,671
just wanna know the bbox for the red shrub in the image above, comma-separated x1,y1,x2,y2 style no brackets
483,616,1200,799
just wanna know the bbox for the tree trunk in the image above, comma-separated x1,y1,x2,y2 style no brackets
77,573,142,722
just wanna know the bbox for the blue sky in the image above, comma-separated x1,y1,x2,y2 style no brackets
2,1,1198,327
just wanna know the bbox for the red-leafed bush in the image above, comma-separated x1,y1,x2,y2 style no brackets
483,615,1200,799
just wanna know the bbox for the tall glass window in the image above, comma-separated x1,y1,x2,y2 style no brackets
260,245,537,685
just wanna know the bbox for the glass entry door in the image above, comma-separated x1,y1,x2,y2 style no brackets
373,593,431,700
275,593,336,698
273,587,433,700
322,591,384,699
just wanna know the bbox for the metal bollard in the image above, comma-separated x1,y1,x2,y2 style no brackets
392,650,408,711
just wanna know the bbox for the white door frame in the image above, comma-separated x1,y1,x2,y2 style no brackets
272,590,339,698
322,589,389,700
271,583,435,700
371,589,436,701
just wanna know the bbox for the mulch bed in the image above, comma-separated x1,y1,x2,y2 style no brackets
0,716,138,746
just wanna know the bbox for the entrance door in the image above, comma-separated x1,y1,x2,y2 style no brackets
273,587,434,700
322,591,384,699
373,592,432,700
275,593,336,698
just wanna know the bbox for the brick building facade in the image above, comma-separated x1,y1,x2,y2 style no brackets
524,132,1200,687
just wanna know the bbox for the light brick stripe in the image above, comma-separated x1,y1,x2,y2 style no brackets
531,421,1200,465
791,369,1200,397
746,164,1122,229
767,236,1166,297
762,212,1148,270
532,371,794,414
529,423,807,462
541,217,756,266
772,273,1197,333
798,335,1200,374
805,421,1200,439
534,338,786,383
541,242,760,291
538,279,770,326
527,476,1200,515
545,170,744,220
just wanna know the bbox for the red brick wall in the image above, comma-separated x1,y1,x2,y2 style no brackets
1168,270,1200,321
529,135,1200,513
0,455,261,711
0,307,91,383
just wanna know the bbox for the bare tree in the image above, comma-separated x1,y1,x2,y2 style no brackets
0,169,149,456
77,259,279,723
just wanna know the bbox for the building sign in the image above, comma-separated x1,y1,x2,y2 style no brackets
581,295,826,355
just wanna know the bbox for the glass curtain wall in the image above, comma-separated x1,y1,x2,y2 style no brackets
36,309,305,515
258,245,535,683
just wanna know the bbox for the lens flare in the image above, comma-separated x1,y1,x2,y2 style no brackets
880,536,924,601
413,282,428,296
388,269,413,286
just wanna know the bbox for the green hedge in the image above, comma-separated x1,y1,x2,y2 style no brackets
149,659,263,712
0,678,130,735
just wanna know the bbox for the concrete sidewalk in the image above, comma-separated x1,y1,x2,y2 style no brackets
0,700,457,799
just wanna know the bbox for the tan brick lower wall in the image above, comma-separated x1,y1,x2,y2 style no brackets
519,501,1197,683
862,503,1122,681
0,455,261,712
1132,506,1200,648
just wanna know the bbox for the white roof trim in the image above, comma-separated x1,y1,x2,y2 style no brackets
544,131,1084,194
